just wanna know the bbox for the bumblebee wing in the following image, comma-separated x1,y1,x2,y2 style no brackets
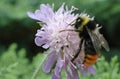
86,27,101,53
86,27,110,52
98,34,110,52
93,26,110,52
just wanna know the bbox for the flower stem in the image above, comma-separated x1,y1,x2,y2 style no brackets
32,54,47,79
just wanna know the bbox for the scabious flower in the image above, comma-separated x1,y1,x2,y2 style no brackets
27,3,96,79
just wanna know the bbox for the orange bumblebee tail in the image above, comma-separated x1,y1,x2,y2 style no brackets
83,54,99,67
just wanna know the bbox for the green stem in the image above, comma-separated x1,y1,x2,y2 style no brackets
32,54,47,79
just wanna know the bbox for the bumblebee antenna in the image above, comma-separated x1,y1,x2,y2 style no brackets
59,29,81,33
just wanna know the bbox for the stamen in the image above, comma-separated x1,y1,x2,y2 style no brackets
71,6,79,11
70,61,77,69
91,16,95,21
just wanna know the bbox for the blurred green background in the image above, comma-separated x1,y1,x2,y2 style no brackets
0,0,120,79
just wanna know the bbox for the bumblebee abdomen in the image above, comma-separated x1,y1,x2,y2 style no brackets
83,54,99,67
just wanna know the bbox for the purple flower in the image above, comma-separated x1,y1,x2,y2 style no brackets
27,3,96,79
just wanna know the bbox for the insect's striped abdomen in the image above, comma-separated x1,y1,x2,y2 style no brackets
83,54,99,67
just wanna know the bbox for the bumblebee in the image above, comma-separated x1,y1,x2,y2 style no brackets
70,14,110,67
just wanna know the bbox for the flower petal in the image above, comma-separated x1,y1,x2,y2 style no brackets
54,58,63,78
42,44,50,49
56,3,64,15
70,63,79,79
79,66,96,75
66,71,73,79
38,4,54,23
43,51,57,73
88,66,96,74
27,12,40,20
28,4,54,23
34,37,47,46
52,59,63,79
79,66,89,75
40,4,54,18
52,71,61,79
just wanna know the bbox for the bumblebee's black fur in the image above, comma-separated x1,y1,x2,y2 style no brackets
71,17,97,62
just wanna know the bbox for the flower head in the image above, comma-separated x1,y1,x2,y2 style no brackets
28,3,96,79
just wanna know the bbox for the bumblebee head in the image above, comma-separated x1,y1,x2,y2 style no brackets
68,14,99,32
74,16,90,31
74,16,98,31
74,17,83,29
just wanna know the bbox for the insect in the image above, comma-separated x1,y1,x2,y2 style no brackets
69,14,110,67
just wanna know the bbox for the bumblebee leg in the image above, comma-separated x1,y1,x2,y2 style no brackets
71,38,84,62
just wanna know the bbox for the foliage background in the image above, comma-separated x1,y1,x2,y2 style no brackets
0,0,120,79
